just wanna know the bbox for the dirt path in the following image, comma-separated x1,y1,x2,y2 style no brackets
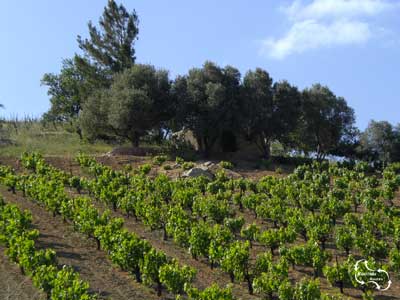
74,189,259,300
0,247,45,300
0,187,159,300
7,156,398,300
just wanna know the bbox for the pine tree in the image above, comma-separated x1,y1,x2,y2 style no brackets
76,0,139,75
42,1,139,124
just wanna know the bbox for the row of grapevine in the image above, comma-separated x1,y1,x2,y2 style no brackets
0,154,236,299
0,196,96,300
72,154,400,299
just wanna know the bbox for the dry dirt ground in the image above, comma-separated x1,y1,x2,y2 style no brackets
0,155,399,300
0,186,160,300
0,247,45,300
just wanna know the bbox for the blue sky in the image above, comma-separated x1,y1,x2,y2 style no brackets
1,0,399,129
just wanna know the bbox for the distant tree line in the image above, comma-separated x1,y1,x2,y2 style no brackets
41,0,400,164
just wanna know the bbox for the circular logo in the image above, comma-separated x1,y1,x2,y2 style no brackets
354,259,391,291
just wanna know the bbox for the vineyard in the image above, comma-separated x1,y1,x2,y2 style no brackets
0,153,399,299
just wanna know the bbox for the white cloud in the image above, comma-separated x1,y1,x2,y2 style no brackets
261,0,399,59
262,19,371,59
284,0,397,21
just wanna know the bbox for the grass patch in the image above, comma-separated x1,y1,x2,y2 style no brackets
0,122,112,157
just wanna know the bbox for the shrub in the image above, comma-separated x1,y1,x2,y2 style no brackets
175,156,185,165
182,162,195,171
163,165,172,170
219,161,234,169
123,164,133,172
152,155,168,166
139,163,152,175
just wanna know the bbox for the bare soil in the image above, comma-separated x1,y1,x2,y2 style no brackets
0,186,159,300
0,154,399,299
0,247,45,300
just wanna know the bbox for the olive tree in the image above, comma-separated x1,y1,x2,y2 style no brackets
174,61,241,156
80,64,173,146
241,68,301,158
360,120,400,164
294,84,356,160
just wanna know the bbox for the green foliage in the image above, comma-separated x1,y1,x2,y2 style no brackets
241,70,301,158
221,241,250,283
182,161,195,170
306,214,333,249
76,0,139,73
174,62,241,156
219,161,234,169
356,231,389,259
140,249,167,296
43,0,139,125
253,272,281,299
139,163,152,175
240,223,260,247
389,248,400,274
335,226,355,255
8,152,400,300
50,266,95,300
184,284,235,300
0,200,96,300
258,229,281,255
188,222,211,260
224,217,245,235
80,64,173,146
253,257,289,299
293,278,321,300
32,264,58,297
69,176,84,193
360,120,400,163
159,260,196,295
323,257,353,293
175,156,185,165
278,280,294,300
193,194,232,224
41,59,90,124
284,240,330,277
208,225,233,268
4,155,200,297
294,84,356,160
152,155,168,165
38,0,396,165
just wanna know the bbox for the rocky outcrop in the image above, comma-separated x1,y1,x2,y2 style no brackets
182,167,214,179
182,161,242,180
